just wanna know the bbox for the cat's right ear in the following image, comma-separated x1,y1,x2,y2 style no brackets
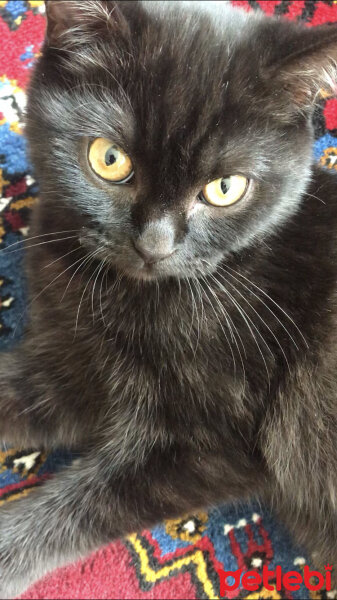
44,0,130,49
260,21,337,115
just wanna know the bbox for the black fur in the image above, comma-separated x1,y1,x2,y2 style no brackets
1,1,337,595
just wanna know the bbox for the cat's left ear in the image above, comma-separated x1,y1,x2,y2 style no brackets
44,0,130,48
262,23,337,111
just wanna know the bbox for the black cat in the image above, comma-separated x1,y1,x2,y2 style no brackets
1,1,337,596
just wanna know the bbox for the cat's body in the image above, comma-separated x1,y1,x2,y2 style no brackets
1,1,337,596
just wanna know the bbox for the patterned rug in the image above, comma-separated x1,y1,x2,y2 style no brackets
1,1,337,598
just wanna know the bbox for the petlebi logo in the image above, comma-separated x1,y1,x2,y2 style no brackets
218,563,333,595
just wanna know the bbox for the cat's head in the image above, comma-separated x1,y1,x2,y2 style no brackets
26,0,337,281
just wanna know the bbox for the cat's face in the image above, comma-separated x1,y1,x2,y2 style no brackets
26,1,335,281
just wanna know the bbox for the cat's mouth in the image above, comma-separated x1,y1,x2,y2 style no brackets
118,243,181,281
137,265,159,280
125,260,170,281
80,231,221,281
120,254,220,282
81,230,179,280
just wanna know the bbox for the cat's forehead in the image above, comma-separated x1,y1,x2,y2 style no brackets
124,0,264,113
118,2,265,162
141,1,256,27
141,0,262,40
40,1,292,181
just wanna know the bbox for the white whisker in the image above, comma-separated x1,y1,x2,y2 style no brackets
2,235,79,254
11,251,93,339
99,259,108,326
209,272,271,386
91,259,106,322
61,249,99,302
225,265,308,349
186,277,200,353
0,229,79,253
218,264,299,353
73,250,104,339
42,246,81,270
199,274,237,378
217,269,290,374
201,274,247,391
303,190,326,205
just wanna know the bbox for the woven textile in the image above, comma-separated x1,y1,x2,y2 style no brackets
1,1,337,598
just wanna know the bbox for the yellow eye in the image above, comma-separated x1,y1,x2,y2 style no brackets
88,138,133,183
201,175,248,207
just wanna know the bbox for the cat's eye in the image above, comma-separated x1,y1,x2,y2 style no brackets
200,175,248,207
88,138,134,183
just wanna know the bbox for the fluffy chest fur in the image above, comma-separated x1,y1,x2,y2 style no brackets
23,167,337,468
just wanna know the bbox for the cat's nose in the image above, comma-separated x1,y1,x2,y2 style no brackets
133,239,175,264
133,220,176,265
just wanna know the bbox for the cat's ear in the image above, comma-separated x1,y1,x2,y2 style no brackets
263,24,337,111
44,0,130,48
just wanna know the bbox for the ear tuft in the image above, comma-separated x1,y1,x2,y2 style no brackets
44,0,129,49
261,22,337,114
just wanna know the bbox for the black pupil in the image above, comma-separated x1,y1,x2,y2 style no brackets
105,147,117,166
221,178,230,194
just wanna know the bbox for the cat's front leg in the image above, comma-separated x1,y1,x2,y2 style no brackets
0,447,262,598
